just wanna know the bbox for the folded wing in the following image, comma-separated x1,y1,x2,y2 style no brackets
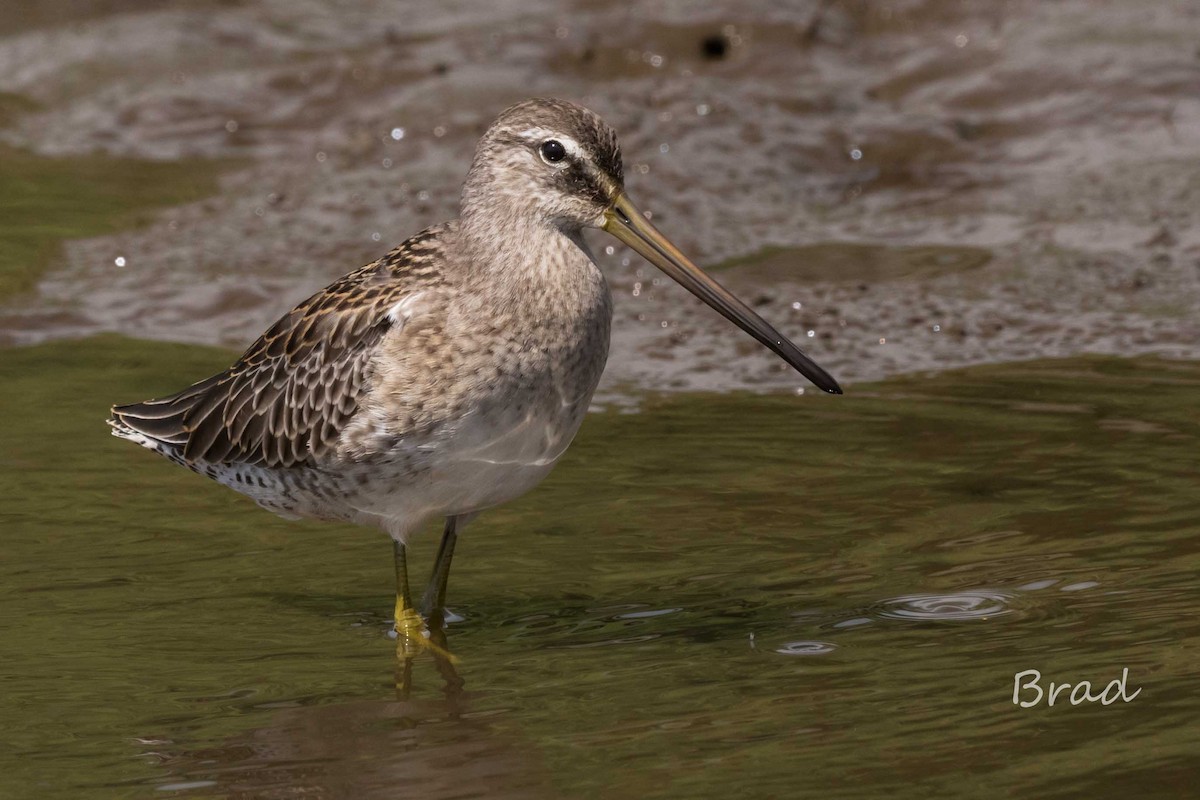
110,225,448,469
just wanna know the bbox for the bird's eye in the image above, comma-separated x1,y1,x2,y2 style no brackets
540,139,567,164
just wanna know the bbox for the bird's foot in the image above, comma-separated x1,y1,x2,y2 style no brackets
392,605,425,640
391,606,459,663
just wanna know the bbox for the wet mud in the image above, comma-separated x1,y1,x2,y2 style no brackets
1,0,1198,393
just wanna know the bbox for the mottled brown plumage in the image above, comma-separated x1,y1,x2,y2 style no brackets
112,225,449,469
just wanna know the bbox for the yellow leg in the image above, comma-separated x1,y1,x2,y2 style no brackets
393,540,424,645
392,539,459,663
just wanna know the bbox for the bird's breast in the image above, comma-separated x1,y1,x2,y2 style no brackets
338,258,611,519
427,263,612,513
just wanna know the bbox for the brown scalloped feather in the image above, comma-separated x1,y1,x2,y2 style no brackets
110,224,450,468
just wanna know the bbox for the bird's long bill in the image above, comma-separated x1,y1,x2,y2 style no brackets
603,193,843,395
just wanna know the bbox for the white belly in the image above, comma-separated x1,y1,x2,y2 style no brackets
428,395,589,514
336,389,594,541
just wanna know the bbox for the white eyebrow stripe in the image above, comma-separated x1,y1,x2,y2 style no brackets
518,128,584,159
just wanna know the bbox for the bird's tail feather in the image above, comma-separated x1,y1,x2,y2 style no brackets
109,373,225,451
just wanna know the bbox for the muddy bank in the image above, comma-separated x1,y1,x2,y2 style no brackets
0,0,1197,393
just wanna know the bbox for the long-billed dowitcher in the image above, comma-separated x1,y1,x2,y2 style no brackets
110,98,841,643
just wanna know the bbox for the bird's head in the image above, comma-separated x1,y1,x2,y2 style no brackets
462,98,843,395
463,97,624,230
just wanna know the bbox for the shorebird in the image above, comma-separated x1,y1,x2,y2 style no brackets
110,98,841,645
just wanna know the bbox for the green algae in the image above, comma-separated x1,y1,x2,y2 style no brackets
1,336,1198,798
0,147,227,299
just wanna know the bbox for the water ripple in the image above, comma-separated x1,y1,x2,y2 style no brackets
775,640,838,656
873,590,1016,621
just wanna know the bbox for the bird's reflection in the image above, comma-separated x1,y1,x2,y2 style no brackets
394,622,465,703
149,623,557,799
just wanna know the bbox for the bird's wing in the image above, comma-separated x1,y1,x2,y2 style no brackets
110,225,450,468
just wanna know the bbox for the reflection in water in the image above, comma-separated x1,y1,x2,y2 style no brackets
394,626,465,702
156,630,557,799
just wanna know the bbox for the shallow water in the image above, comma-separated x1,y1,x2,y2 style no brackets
2,337,1198,798
0,145,225,301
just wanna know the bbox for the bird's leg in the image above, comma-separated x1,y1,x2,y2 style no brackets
393,540,425,644
420,516,460,625
393,536,459,664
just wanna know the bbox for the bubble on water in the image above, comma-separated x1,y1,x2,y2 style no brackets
390,127,405,140
954,33,969,48
224,120,238,133
875,591,1015,621
850,148,863,160
776,641,837,656
315,151,327,162
371,232,381,241
933,324,941,332
795,387,805,396
659,143,669,154
114,256,126,267
381,157,392,168
604,245,615,255
417,190,430,201
792,301,802,310
433,125,446,137
879,337,887,344
807,329,815,337
554,25,569,39
696,103,711,116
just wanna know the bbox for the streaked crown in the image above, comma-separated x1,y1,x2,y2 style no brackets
461,98,625,230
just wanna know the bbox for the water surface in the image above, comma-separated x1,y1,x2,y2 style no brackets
0,145,225,300
2,337,1198,798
